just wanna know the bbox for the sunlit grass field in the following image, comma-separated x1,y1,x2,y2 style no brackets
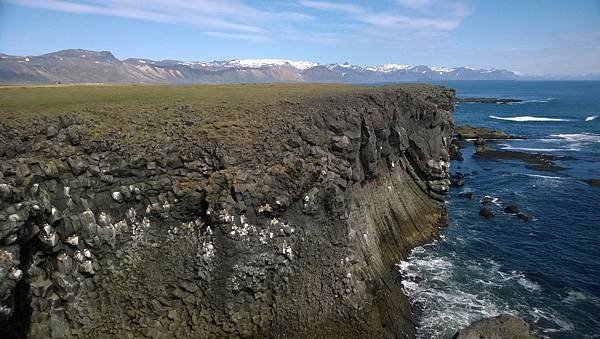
0,82,433,145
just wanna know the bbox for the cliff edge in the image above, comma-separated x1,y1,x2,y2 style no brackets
0,84,455,338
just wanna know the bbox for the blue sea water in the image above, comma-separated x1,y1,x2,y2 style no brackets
398,81,600,338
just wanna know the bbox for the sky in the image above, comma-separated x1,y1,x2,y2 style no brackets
0,0,599,75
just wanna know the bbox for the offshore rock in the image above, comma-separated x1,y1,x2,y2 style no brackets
504,204,520,214
584,178,600,186
516,212,534,221
0,85,454,338
455,125,513,140
479,207,495,219
453,314,536,339
458,191,475,199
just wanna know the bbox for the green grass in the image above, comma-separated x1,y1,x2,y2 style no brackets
0,83,434,147
0,83,369,117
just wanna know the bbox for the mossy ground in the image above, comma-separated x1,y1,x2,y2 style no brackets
0,83,436,146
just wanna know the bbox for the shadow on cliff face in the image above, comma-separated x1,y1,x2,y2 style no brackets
1,241,33,339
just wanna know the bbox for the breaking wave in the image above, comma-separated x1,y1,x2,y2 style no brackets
549,133,600,143
521,173,566,180
585,115,598,122
397,242,576,339
508,98,555,105
499,144,579,152
490,115,571,122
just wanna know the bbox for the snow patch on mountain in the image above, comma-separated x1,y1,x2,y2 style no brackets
220,59,319,70
366,64,411,73
431,66,454,73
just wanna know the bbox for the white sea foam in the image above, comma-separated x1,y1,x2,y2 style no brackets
480,195,501,206
507,98,554,105
397,242,559,338
563,290,588,304
499,145,579,152
517,277,542,292
585,115,598,121
550,133,600,143
490,115,571,122
529,308,574,333
522,173,565,180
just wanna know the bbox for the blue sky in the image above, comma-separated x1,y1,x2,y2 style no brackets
0,0,599,75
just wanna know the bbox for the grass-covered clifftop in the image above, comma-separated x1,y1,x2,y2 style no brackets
0,83,450,152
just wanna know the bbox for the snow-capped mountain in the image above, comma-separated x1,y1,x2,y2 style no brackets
0,49,522,84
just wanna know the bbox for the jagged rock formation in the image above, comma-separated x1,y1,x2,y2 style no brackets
0,85,455,338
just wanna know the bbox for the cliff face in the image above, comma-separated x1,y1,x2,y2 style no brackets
0,85,455,338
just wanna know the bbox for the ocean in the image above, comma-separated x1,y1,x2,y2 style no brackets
398,81,600,338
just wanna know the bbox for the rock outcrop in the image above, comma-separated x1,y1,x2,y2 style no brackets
455,125,513,140
453,314,536,339
0,85,455,338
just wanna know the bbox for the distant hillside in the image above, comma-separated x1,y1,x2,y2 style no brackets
0,48,523,84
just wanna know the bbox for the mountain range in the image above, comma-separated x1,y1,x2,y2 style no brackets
0,48,562,84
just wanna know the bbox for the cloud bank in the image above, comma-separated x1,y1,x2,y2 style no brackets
5,0,471,43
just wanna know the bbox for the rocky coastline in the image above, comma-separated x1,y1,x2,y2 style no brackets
0,84,456,338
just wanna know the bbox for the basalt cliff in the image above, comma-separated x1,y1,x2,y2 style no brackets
0,84,455,338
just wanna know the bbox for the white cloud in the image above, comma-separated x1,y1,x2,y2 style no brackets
362,12,462,30
5,0,472,45
299,0,363,14
300,0,470,31
205,31,271,43
396,0,435,10
6,0,312,41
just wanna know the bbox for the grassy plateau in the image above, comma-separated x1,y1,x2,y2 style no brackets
0,83,436,147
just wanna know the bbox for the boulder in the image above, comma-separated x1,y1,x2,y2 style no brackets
584,179,600,186
516,212,533,221
46,125,59,139
451,173,464,187
474,137,486,146
458,191,475,199
479,207,495,219
453,314,536,339
503,204,520,214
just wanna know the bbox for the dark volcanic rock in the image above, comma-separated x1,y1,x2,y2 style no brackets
504,204,520,214
516,212,534,221
476,149,569,172
456,125,514,140
449,139,463,161
474,137,486,146
479,207,495,219
0,85,454,338
451,173,465,187
453,314,536,339
458,191,475,199
584,179,600,186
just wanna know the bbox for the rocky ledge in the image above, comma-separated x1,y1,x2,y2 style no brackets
454,125,514,140
0,84,455,338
